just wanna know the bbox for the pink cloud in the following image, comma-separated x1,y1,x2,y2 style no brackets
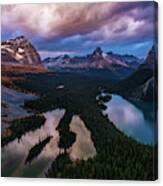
1,2,154,41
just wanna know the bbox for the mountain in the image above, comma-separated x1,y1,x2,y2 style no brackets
120,54,143,68
43,55,71,67
43,47,142,78
1,36,41,65
43,47,142,69
111,46,157,102
139,46,156,70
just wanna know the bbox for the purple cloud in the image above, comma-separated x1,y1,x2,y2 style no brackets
1,2,157,58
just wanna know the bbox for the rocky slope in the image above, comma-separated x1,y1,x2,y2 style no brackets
43,47,142,70
1,36,41,65
139,46,157,70
112,46,157,102
43,47,142,79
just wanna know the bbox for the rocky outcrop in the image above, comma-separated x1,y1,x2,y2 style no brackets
112,46,157,102
127,76,156,101
43,47,142,79
1,36,41,65
139,46,157,70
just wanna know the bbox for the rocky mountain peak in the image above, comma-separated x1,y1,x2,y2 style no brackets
1,36,42,65
145,46,156,66
92,47,103,56
139,46,156,70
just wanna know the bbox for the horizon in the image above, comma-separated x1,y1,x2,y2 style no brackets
38,45,146,60
1,34,149,60
1,2,157,59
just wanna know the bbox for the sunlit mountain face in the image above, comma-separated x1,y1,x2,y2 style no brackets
1,2,156,59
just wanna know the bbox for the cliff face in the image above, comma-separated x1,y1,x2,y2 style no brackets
112,46,157,102
43,47,142,70
43,47,142,79
139,46,157,70
1,36,41,65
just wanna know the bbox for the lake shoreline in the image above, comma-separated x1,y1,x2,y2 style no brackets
1,71,157,180
97,91,156,146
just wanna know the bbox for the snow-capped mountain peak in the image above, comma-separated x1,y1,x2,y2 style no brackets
1,36,42,65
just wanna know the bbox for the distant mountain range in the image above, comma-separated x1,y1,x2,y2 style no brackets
43,46,143,70
1,36,143,76
1,36,41,65
1,35,145,80
42,46,144,78
1,36,157,102
111,46,157,102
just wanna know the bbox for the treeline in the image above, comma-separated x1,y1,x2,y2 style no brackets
57,110,76,149
47,103,157,180
2,115,45,147
9,71,157,180
25,136,52,164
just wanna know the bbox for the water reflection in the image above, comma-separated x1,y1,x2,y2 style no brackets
68,115,96,161
1,86,37,132
102,95,155,145
2,109,98,177
1,109,65,177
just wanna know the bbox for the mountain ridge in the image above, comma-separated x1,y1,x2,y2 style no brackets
1,36,42,66
111,46,157,102
43,47,143,70
43,46,143,79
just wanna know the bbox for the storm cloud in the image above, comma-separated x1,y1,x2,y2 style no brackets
1,2,157,58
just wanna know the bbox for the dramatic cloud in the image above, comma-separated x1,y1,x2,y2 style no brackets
1,2,157,58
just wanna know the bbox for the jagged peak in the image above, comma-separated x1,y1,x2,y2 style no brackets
2,35,29,46
1,36,41,65
145,46,156,65
93,47,103,56
15,35,26,40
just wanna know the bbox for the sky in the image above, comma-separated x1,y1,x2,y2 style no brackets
1,2,157,59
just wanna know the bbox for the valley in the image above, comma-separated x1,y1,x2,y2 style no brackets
1,2,158,181
1,69,157,180
1,36,157,180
